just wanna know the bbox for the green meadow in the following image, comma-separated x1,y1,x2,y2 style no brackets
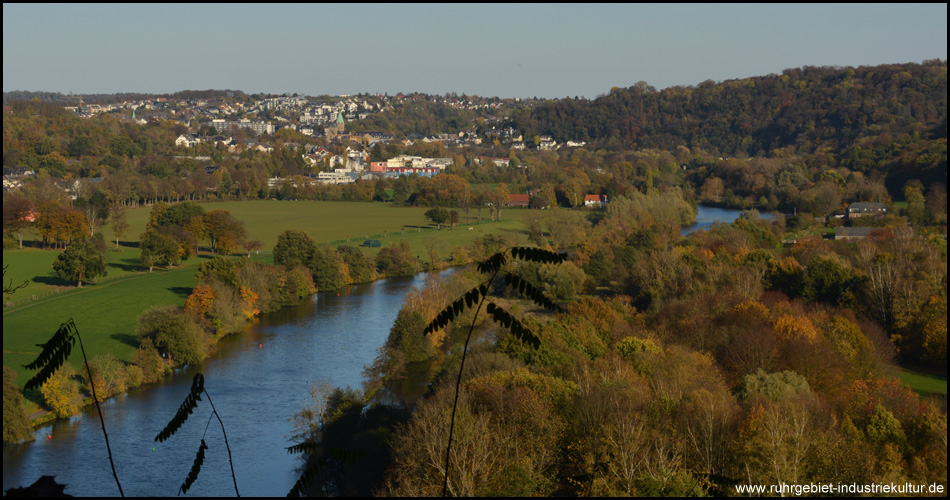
3,200,543,387
900,369,948,398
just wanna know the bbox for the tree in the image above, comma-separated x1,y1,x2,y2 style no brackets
492,183,510,221
203,209,246,254
3,367,34,444
52,239,107,287
376,241,417,278
242,239,262,258
274,229,317,269
425,207,450,229
139,229,180,272
2,194,35,249
136,305,205,366
110,207,129,250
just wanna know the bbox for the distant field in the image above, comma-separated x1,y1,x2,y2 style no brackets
4,200,542,303
3,200,543,388
3,265,200,388
900,369,948,397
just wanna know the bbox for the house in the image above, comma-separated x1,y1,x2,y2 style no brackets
175,134,201,147
506,194,530,207
847,202,887,218
584,194,608,207
835,226,878,240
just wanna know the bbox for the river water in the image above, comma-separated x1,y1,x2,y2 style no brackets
3,206,758,496
681,205,775,235
3,271,443,497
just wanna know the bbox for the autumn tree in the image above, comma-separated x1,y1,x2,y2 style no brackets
273,229,317,269
2,194,35,249
203,209,246,254
52,239,107,287
139,229,180,272
425,207,450,229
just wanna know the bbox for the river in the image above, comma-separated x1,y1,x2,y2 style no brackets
4,206,759,496
3,271,446,497
681,205,775,235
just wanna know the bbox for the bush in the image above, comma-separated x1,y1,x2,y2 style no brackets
376,241,418,278
136,305,206,366
132,337,169,384
310,247,348,291
274,229,317,269
84,353,130,402
40,364,82,419
3,367,34,444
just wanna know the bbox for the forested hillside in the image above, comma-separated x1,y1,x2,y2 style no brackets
511,61,946,155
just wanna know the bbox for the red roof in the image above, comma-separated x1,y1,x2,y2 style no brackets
584,194,606,202
507,194,530,203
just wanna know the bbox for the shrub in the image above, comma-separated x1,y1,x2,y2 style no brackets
136,305,206,366
85,353,130,401
40,364,82,419
132,337,169,384
3,367,34,444
375,241,418,278
274,229,317,269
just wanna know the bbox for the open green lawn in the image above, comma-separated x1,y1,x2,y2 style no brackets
4,201,542,302
4,200,543,388
900,369,948,397
3,265,200,388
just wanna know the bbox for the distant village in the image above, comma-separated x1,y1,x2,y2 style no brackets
52,93,587,190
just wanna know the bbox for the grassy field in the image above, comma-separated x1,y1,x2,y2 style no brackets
900,369,948,397
3,200,543,388
3,200,541,303
3,265,200,388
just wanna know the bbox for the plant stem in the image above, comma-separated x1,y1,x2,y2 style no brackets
75,329,124,497
441,270,497,497
204,391,240,497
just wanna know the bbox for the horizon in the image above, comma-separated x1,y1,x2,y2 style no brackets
3,4,947,99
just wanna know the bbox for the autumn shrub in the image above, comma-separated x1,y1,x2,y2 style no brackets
132,337,169,384
375,240,417,278
136,305,206,366
40,364,82,418
740,368,812,403
286,265,317,301
3,367,34,444
337,245,375,283
84,353,130,402
195,256,236,286
538,261,586,301
310,246,349,291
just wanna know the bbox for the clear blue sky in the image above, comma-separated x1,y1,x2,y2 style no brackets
3,3,947,99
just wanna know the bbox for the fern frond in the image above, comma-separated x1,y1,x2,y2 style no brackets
287,459,323,497
486,301,541,349
180,439,207,495
286,441,320,455
476,252,507,274
510,246,566,265
423,284,483,335
504,273,563,312
155,374,204,442
23,320,77,391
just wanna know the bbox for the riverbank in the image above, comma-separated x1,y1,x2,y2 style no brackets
6,220,524,435
4,271,446,496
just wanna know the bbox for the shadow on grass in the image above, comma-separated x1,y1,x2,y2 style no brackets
32,275,71,287
108,261,141,272
110,333,139,348
167,286,193,299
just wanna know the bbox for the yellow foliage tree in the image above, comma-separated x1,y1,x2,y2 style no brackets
40,365,81,418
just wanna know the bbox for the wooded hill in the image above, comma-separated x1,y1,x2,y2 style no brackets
508,61,947,158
